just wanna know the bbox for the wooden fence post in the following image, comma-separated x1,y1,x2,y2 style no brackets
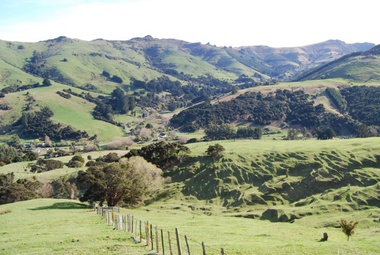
131,215,134,233
139,220,142,242
127,214,131,232
107,211,112,226
161,229,165,255
150,224,154,251
185,235,191,255
123,215,127,232
118,215,123,230
175,228,182,255
202,242,206,255
168,231,173,255
135,219,138,237
114,214,118,230
145,221,150,247
155,226,159,253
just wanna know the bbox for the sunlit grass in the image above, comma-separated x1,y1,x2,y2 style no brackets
0,199,147,255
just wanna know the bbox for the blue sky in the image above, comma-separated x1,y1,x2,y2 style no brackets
0,0,378,47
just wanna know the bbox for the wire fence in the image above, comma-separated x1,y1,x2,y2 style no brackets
95,206,226,255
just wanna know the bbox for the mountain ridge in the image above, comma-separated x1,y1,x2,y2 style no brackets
0,36,374,88
0,35,378,141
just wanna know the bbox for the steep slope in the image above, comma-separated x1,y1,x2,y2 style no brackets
242,40,375,80
295,44,380,82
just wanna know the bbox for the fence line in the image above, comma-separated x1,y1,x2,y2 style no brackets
95,205,226,255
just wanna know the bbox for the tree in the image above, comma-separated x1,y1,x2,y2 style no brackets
231,85,238,94
287,128,298,140
0,144,20,164
7,135,23,150
340,219,358,241
67,154,85,168
206,143,225,161
77,156,163,206
205,124,236,140
315,127,336,140
0,173,41,204
42,78,52,86
110,75,123,83
126,141,190,169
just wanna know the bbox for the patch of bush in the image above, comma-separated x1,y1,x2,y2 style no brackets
67,155,85,168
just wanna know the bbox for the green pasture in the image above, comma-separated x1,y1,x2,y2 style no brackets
185,137,380,158
1,138,380,254
0,150,128,181
0,82,126,141
1,198,378,255
0,199,147,255
122,200,380,255
162,53,236,80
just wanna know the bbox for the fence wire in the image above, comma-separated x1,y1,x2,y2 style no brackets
95,205,226,255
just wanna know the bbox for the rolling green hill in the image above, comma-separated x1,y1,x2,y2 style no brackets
169,138,380,218
295,45,380,83
0,36,374,90
1,36,380,255
0,36,377,142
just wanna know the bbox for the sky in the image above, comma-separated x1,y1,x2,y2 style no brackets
0,0,378,48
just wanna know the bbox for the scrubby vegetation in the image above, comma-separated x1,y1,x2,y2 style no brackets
78,154,164,206
340,218,359,241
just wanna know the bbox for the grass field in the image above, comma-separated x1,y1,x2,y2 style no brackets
0,198,378,255
123,200,380,255
0,150,128,180
0,199,148,255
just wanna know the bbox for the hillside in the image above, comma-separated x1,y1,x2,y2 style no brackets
1,197,379,255
2,138,379,222
170,82,380,138
169,138,380,218
0,36,373,89
240,40,374,80
0,199,147,255
0,36,377,142
295,44,380,82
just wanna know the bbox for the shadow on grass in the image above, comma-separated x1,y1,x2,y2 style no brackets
30,202,90,211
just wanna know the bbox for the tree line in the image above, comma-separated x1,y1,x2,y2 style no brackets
14,106,88,141
170,87,380,138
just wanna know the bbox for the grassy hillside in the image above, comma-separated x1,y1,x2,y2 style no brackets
170,138,380,213
0,37,374,90
0,36,377,143
3,137,378,216
0,199,147,255
0,82,125,141
126,198,380,255
1,138,380,254
295,45,380,83
1,197,378,255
